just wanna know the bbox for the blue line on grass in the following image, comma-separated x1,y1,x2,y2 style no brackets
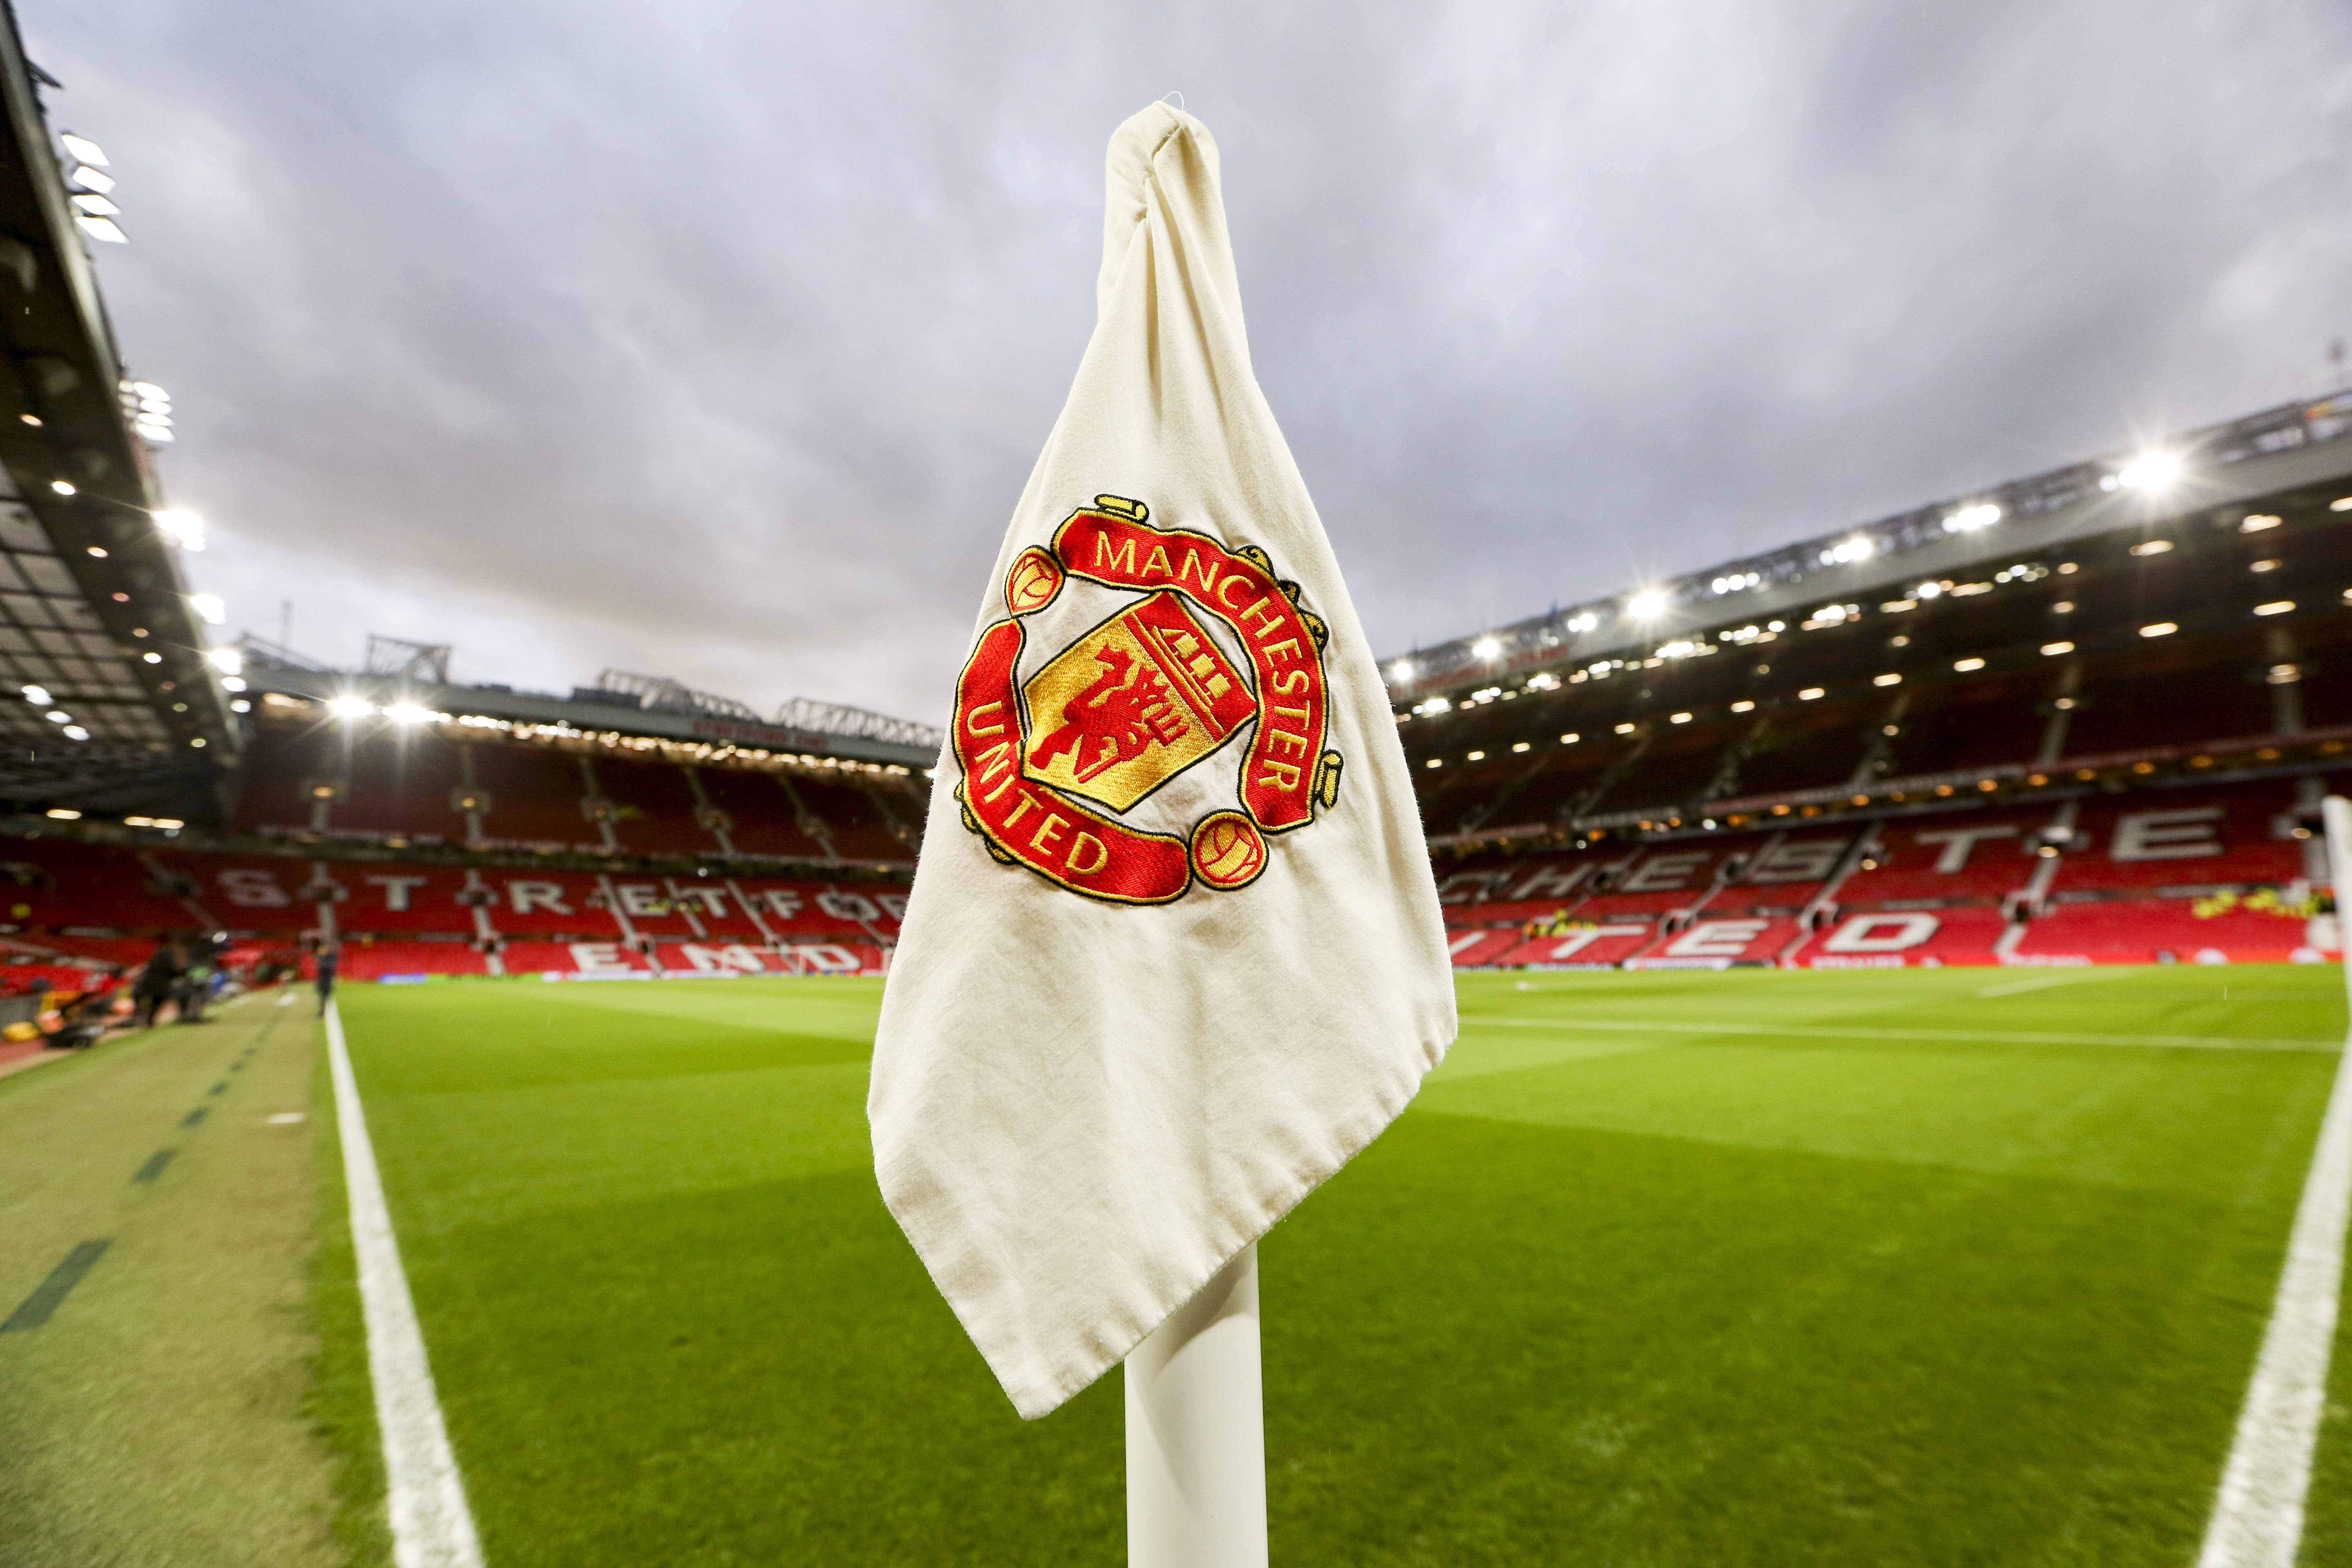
181,1106,208,1127
132,1149,176,1184
207,1081,228,1096
1,1240,110,1332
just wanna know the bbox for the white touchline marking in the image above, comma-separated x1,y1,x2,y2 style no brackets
325,1001,484,1568
1974,970,2139,998
266,1111,306,1125
2196,1026,2352,1568
2198,796,2352,1568
1465,1016,2336,1054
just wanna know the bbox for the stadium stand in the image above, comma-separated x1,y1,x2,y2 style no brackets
1398,393,2352,970
0,394,2348,987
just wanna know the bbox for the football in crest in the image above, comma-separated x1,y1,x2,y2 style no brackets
1189,811,1268,890
1004,547,1066,614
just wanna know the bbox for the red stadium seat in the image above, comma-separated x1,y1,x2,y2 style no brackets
338,940,493,980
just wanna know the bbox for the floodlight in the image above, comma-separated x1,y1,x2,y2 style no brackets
188,593,224,625
327,696,375,719
383,702,432,724
49,480,74,495
205,646,241,675
141,651,161,664
2041,641,2075,656
1626,589,1668,620
1390,660,1413,682
74,216,127,244
44,709,68,723
2115,452,2183,492
1470,636,1501,659
20,684,49,705
2254,601,2294,617
70,192,120,218
60,133,108,167
2139,621,2177,637
66,164,113,194
1953,657,1985,672
61,726,87,740
153,509,205,551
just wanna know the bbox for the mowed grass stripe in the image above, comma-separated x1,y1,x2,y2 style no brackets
330,969,2343,1565
1465,1013,2339,1053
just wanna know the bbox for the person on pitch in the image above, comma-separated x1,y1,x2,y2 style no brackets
313,938,339,1016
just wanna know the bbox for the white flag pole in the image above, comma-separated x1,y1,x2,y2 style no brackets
1126,1243,1269,1568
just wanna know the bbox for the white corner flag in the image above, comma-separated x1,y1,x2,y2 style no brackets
870,100,1457,1421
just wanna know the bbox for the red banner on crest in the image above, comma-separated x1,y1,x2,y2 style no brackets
1051,510,1329,832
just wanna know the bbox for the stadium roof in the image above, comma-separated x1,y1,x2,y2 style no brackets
1386,395,2352,705
236,639,944,770
0,4,238,820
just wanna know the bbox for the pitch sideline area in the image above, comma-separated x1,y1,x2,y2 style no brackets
289,967,2350,1565
0,991,344,1567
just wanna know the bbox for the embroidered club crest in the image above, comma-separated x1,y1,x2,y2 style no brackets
952,494,1344,903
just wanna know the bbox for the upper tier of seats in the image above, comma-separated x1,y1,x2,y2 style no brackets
1398,504,2352,840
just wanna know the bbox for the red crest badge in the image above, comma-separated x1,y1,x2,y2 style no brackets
952,495,1343,903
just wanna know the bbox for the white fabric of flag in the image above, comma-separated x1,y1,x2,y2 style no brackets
869,102,1456,1420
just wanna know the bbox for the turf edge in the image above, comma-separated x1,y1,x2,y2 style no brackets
305,1025,395,1567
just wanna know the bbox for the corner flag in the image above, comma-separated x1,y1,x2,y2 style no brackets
869,101,1456,1420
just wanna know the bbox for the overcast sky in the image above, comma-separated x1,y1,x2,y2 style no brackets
22,2,2352,723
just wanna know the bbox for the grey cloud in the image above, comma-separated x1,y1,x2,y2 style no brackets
22,0,2352,719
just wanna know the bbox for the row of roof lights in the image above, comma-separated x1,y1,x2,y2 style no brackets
1409,513,2337,713
120,381,174,446
1415,595,2313,736
1400,452,2227,683
41,806,183,829
60,133,127,245
21,684,86,740
293,696,914,777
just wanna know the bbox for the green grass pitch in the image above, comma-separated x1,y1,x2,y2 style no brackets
328,966,2352,1565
